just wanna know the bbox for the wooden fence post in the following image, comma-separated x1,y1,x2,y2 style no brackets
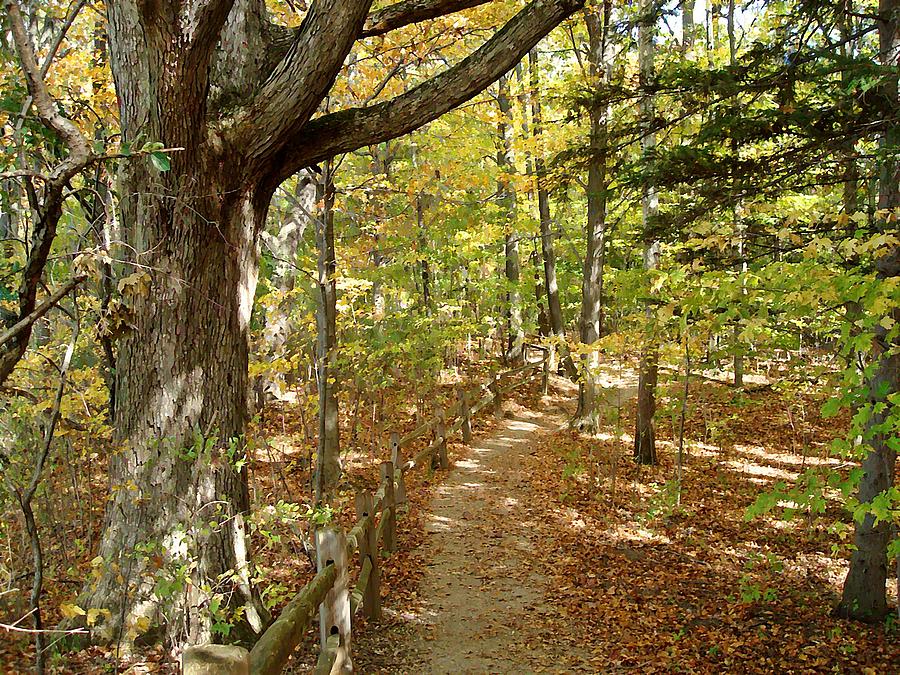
380,461,396,553
316,527,351,673
457,388,472,443
490,371,502,419
541,354,549,394
355,492,381,621
389,432,406,505
183,645,249,675
434,405,449,470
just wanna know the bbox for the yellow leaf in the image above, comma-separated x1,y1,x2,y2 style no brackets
86,608,110,626
60,603,86,619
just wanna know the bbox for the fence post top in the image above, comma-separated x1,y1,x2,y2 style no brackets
355,491,373,515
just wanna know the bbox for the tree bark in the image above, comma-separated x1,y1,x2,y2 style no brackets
575,2,611,430
634,0,659,465
260,171,317,400
682,0,695,51
836,0,900,622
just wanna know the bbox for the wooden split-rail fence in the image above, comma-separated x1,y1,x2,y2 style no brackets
183,345,550,675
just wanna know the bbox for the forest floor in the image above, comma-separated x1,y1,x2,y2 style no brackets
345,367,900,674
4,360,900,673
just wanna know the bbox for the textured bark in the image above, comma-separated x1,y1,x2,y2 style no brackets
362,0,491,37
574,3,611,429
682,0,695,50
836,0,900,622
78,0,582,649
634,0,659,465
497,73,524,366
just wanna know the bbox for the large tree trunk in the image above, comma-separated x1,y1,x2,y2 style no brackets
575,2,611,431
81,167,268,647
634,0,659,465
497,73,524,366
836,0,900,621
76,0,273,647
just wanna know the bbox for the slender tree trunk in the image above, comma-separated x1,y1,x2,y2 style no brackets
837,0,900,621
528,50,564,340
634,0,659,465
575,2,611,429
728,0,745,388
260,171,317,400
410,140,433,312
839,0,860,216
497,73,524,366
315,158,341,502
682,0,695,51
371,143,390,321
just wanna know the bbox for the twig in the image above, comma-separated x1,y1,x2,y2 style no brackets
0,623,89,635
0,276,86,349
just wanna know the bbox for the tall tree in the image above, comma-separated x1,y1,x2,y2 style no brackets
497,72,525,366
836,0,900,622
528,49,567,353
575,1,612,430
315,159,341,503
634,0,660,465
58,0,584,647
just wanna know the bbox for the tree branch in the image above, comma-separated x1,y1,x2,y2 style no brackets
0,276,87,350
229,0,374,172
361,0,493,37
268,0,584,184
1,0,93,387
5,0,92,186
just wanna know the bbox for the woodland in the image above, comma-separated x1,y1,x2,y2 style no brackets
0,0,898,672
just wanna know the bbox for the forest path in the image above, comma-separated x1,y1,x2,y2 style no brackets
354,374,635,674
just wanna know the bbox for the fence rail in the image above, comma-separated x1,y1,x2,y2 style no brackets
183,345,550,675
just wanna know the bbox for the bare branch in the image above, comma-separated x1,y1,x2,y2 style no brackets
267,0,584,184
0,276,87,350
38,0,88,79
361,0,493,38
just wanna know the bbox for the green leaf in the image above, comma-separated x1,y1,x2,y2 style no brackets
150,151,171,172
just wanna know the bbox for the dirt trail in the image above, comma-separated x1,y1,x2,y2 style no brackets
355,380,600,674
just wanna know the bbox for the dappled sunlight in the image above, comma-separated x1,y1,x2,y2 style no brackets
603,522,672,546
734,443,841,468
722,458,799,481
